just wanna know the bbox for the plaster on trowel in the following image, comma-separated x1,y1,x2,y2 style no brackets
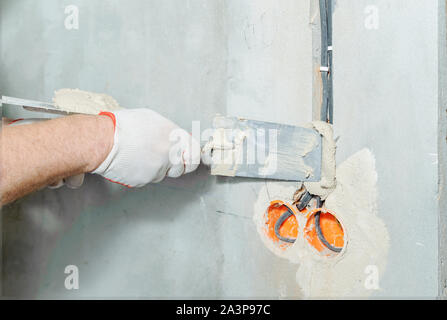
201,115,322,182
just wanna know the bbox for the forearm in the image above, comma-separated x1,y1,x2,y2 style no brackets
0,114,114,205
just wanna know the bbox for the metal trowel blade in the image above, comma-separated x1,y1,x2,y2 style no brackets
209,116,322,182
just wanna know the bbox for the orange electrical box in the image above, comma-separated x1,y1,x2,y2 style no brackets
304,209,344,254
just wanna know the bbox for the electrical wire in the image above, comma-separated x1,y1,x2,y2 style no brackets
316,0,341,253
274,207,297,243
315,211,343,253
327,0,334,124
319,0,330,124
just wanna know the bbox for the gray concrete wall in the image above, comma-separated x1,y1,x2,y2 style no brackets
1,0,309,298
439,0,447,299
0,0,443,298
332,0,439,298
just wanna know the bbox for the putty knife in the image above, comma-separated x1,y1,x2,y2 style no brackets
205,115,322,182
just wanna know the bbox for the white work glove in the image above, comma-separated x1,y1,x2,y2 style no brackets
92,109,201,187
7,118,84,189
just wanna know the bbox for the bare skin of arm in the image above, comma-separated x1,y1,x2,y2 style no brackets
0,115,114,205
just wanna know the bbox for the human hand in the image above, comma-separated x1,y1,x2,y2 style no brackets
92,109,200,187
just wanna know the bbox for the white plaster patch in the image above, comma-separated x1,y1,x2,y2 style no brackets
253,148,390,298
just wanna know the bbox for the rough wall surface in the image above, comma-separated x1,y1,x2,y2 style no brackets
1,0,310,298
439,0,447,299
333,0,439,297
0,0,442,298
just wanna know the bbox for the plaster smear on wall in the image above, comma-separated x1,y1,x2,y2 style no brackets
53,88,123,114
303,121,336,200
253,148,390,298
